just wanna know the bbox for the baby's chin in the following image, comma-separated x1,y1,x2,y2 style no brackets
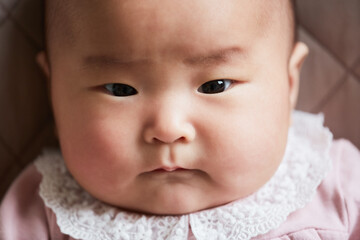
108,200,231,216
96,189,253,216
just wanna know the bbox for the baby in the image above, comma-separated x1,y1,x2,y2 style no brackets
1,0,360,239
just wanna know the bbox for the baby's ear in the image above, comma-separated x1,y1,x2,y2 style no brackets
36,51,50,79
288,42,309,109
36,51,59,138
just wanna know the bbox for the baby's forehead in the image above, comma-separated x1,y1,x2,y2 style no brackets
45,0,295,55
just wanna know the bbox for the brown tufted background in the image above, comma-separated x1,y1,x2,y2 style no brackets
0,0,359,201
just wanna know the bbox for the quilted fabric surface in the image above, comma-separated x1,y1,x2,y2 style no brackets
0,0,359,200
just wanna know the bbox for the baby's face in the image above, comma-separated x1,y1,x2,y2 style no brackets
42,0,307,214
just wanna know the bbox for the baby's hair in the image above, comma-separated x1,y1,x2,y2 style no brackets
44,0,77,56
257,0,297,56
290,0,297,42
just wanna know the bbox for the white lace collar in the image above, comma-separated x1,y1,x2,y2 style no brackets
35,111,333,240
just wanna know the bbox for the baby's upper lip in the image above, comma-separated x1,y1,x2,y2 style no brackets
152,166,185,172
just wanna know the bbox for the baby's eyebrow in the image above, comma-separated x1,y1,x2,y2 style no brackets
183,47,247,67
82,46,246,70
82,55,151,69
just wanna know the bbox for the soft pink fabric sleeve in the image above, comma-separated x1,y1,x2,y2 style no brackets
253,139,360,240
335,140,360,240
0,165,49,240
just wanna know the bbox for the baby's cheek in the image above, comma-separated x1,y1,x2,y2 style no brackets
61,118,138,190
213,146,282,198
205,117,286,195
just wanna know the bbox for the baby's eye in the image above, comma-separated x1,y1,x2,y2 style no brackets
198,79,232,94
104,83,138,97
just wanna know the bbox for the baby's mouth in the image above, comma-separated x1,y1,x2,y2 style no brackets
152,167,186,172
144,166,197,180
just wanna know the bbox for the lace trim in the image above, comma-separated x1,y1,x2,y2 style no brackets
35,111,332,240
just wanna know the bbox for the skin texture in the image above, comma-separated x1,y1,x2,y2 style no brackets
37,0,308,215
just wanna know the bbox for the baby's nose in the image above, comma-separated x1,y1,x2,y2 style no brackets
143,100,196,144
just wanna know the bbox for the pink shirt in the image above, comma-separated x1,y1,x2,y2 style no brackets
1,139,360,240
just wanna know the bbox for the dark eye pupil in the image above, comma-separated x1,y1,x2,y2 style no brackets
199,80,225,94
106,84,137,97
